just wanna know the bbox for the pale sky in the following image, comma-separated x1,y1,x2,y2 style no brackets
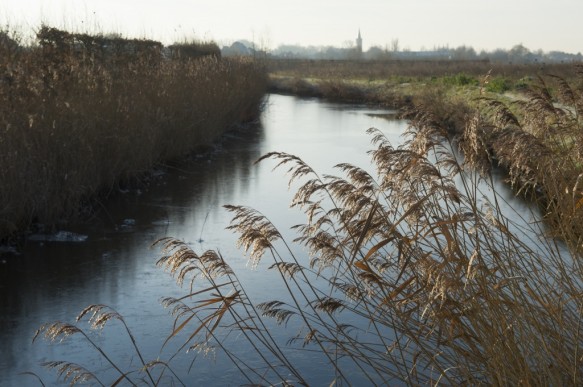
1,0,581,53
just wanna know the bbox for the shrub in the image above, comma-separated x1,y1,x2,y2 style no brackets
441,72,479,87
484,76,511,93
167,41,221,60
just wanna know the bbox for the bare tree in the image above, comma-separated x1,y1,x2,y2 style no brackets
390,38,400,53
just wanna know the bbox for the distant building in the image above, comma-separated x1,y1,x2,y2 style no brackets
221,41,252,57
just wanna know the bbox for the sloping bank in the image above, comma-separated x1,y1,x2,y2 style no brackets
0,28,268,241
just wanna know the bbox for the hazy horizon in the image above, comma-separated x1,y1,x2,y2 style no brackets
2,0,582,54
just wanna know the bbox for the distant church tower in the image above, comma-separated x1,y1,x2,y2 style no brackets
356,29,363,55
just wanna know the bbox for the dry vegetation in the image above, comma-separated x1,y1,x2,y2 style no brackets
30,56,583,385
0,26,267,240
34,92,583,385
267,58,576,109
440,68,583,244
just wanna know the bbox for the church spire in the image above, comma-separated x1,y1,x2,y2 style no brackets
356,29,363,55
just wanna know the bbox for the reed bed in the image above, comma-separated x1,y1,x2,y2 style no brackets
34,96,582,384
0,26,267,240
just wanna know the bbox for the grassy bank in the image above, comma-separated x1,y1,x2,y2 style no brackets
266,58,575,104
0,27,268,240
266,59,534,135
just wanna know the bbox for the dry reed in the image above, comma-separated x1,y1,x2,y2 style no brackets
465,67,583,243
36,108,582,385
0,26,267,240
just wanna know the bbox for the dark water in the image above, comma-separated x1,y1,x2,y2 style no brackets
0,94,544,386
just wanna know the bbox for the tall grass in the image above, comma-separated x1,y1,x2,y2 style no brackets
34,85,582,384
0,26,267,240
153,128,582,385
469,68,583,244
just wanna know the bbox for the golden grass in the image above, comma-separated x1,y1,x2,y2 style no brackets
0,26,267,240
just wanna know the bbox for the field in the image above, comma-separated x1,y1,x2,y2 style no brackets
0,27,268,241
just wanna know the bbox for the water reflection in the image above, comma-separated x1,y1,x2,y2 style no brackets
0,120,267,386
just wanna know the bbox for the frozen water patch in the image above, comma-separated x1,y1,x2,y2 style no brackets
0,245,20,255
151,219,172,226
122,218,136,226
28,230,88,243
117,218,137,231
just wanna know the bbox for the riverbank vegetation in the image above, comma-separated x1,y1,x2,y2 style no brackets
29,55,582,384
0,26,267,241
34,108,582,385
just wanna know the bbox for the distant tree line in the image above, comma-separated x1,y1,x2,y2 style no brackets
265,42,582,63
